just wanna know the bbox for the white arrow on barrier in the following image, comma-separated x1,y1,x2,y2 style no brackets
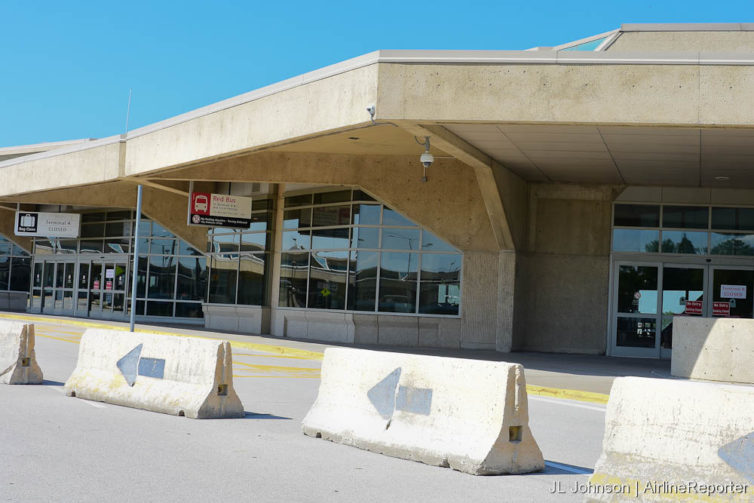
116,344,166,387
366,367,433,422
718,432,754,484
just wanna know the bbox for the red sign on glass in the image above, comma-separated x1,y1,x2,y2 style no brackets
713,301,731,317
685,300,703,315
105,280,113,291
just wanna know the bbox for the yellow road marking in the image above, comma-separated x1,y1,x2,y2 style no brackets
0,313,324,360
233,361,319,374
6,313,613,403
36,328,84,336
232,375,320,379
36,333,81,344
526,385,609,405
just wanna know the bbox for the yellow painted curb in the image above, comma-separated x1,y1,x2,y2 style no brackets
0,313,324,361
1,313,612,402
526,384,609,405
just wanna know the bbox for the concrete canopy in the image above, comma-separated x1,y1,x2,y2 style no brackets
2,24,754,244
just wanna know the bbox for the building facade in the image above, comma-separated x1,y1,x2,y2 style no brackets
1,23,753,359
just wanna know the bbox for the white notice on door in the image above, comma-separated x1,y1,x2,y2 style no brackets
105,269,115,279
720,284,746,299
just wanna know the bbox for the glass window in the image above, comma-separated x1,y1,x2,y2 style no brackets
308,251,347,310
421,230,458,252
351,227,379,249
10,258,30,292
107,211,131,221
175,302,203,318
240,232,266,253
34,239,54,255
208,255,237,304
146,301,173,317
176,257,207,301
311,205,350,228
352,190,375,202
711,207,754,231
135,257,148,298
352,204,381,226
313,190,351,204
383,207,416,227
82,212,105,223
613,204,660,227
209,232,238,254
612,229,660,253
105,221,130,237
284,194,312,208
711,233,754,256
151,222,173,238
0,257,9,290
378,252,418,313
237,254,266,305
382,228,420,251
662,206,708,229
147,256,175,299
419,254,461,315
617,265,658,314
562,37,608,51
105,238,130,254
311,228,349,250
79,240,104,254
661,231,707,255
282,230,310,251
0,242,10,255
279,252,308,308
80,223,104,238
59,240,78,254
347,251,378,311
150,239,177,255
284,208,311,229
249,212,270,232
616,317,656,348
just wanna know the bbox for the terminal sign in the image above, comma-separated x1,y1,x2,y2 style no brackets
720,284,746,299
14,211,80,238
188,192,252,228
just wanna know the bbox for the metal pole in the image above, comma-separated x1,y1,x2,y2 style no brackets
129,184,143,332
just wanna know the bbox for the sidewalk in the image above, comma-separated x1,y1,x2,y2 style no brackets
0,312,671,397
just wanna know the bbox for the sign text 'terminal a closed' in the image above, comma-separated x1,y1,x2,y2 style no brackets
14,212,80,238
188,192,252,228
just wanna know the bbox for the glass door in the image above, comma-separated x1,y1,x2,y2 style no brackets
660,265,705,360
42,261,55,314
89,262,103,315
612,262,660,358
76,261,90,316
98,261,128,320
709,267,754,319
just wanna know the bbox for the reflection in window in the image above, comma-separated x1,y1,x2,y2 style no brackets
147,256,175,299
209,255,237,304
711,207,754,231
176,257,207,301
419,254,461,315
238,254,266,305
308,251,347,310
612,229,659,253
662,206,708,229
379,252,418,313
281,191,462,315
710,233,754,256
616,317,656,348
347,251,378,311
661,231,707,255
617,265,658,314
613,204,660,227
278,252,308,308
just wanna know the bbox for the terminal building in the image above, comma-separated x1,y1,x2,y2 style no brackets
1,23,754,359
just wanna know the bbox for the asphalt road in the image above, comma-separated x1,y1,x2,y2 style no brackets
1,321,606,503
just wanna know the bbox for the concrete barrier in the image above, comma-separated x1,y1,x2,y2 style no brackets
588,377,753,502
64,329,244,418
302,347,544,475
0,321,43,384
672,316,754,384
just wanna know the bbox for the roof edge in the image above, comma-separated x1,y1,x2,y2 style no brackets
621,23,754,32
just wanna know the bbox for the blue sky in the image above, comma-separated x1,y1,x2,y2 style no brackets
1,1,752,147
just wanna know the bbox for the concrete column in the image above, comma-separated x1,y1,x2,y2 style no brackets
265,184,285,335
496,250,516,352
